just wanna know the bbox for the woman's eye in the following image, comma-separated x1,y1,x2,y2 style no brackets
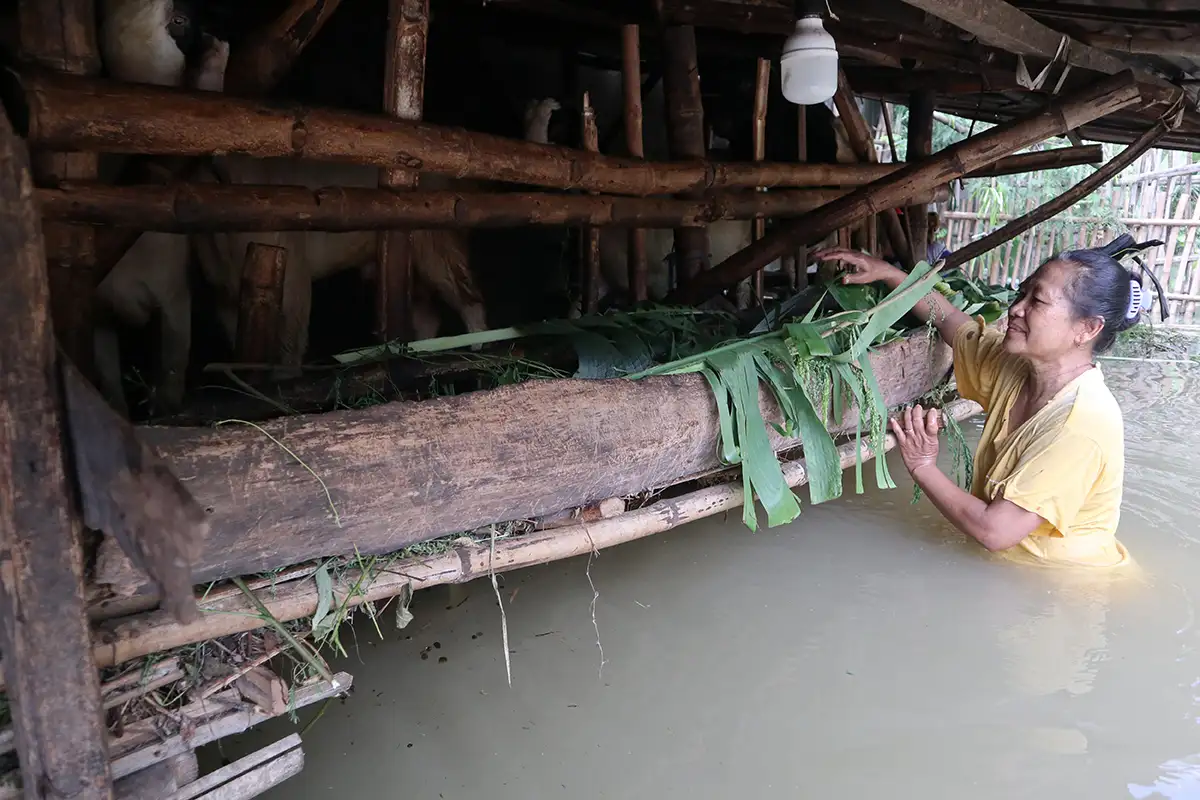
172,15,187,26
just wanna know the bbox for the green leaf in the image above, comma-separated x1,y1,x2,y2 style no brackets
835,261,943,364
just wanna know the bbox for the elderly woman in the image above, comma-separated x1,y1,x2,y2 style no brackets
813,243,1149,568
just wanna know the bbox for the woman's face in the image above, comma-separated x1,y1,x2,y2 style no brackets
1004,260,1102,360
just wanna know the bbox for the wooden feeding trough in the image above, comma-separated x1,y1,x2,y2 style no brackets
0,0,1197,796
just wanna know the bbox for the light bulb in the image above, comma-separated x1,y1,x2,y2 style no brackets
780,15,838,106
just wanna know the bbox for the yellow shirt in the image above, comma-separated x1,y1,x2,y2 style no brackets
952,317,1130,568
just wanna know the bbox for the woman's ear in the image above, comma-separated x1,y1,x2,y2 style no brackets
1075,314,1106,347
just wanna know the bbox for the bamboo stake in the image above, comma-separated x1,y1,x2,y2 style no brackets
1177,192,1200,323
661,24,709,285
795,104,808,290
832,68,912,269
944,122,1169,272
6,68,1094,214
376,0,428,344
75,399,981,673
751,57,770,304
37,183,946,231
672,71,1143,305
1162,175,1191,317
621,24,649,304
582,92,601,314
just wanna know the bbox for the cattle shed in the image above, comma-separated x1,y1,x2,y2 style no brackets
0,0,1198,797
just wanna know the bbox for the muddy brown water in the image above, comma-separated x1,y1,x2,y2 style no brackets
207,359,1200,799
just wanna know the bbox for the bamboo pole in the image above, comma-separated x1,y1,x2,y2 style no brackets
751,57,770,304
582,92,601,314
906,90,935,265
17,0,101,381
669,71,1143,305
661,24,709,285
0,103,112,798
5,69,1095,210
84,398,981,673
833,68,912,269
944,122,1170,272
621,24,649,304
376,0,428,344
37,183,947,231
236,244,287,364
1081,32,1200,58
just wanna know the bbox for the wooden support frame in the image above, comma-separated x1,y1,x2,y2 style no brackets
661,23,710,285
751,56,770,304
945,122,1170,272
4,68,1106,202
621,24,649,303
376,0,428,344
668,71,1143,305
36,183,948,231
0,102,112,800
236,243,288,363
906,89,936,265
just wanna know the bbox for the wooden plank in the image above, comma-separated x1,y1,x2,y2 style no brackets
171,735,301,800
0,98,112,799
235,243,288,364
189,748,303,800
59,355,206,624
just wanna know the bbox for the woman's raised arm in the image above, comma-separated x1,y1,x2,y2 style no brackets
812,248,972,347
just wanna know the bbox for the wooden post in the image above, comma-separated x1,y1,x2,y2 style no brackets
944,122,1169,272
907,89,935,265
582,93,602,314
376,0,427,344
16,0,101,382
751,57,770,304
0,105,112,799
795,104,808,290
833,68,912,268
661,24,710,286
621,24,649,303
668,71,1143,305
237,243,288,364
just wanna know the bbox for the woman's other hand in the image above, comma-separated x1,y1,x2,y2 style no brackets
812,248,904,287
890,404,941,476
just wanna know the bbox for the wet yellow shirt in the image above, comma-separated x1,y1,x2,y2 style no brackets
952,317,1130,568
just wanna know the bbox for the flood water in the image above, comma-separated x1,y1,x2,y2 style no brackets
213,359,1200,799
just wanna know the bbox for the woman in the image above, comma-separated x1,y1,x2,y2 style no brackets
813,242,1148,568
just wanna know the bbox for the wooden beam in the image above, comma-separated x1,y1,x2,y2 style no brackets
751,56,770,304
944,122,1169,271
0,101,112,800
621,24,649,303
36,184,949,231
376,0,427,345
661,24,710,285
907,89,936,264
581,92,602,314
1079,32,1200,59
17,0,101,382
667,71,1142,305
8,69,1110,202
131,331,951,585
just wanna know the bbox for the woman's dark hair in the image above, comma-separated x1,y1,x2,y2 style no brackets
1052,235,1166,354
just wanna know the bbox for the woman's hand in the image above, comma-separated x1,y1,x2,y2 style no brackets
889,404,941,475
812,248,905,288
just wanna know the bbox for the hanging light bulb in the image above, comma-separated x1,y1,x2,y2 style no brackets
780,1,838,106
